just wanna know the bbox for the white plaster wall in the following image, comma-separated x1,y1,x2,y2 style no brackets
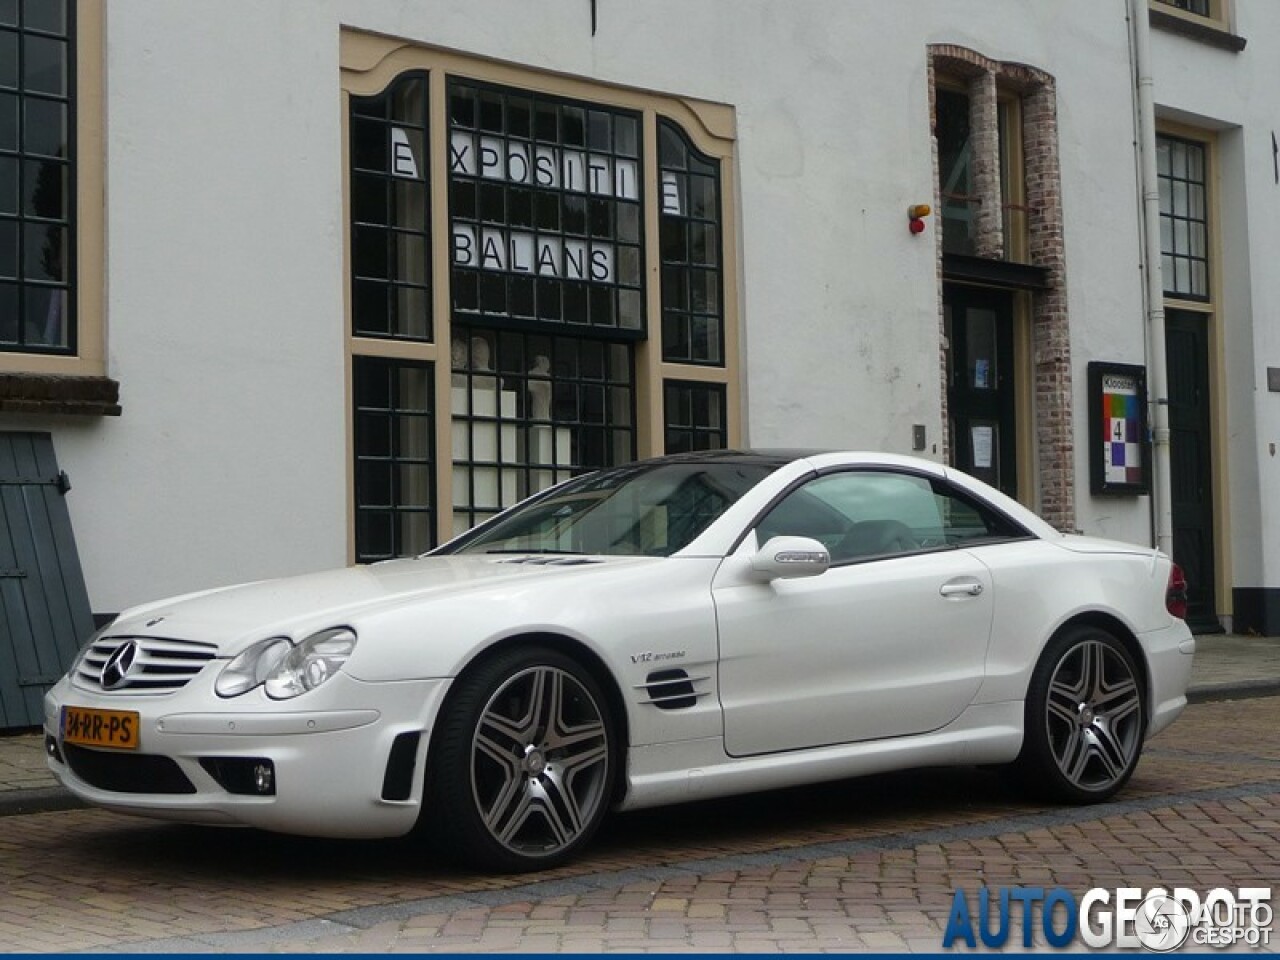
1055,3,1152,544
8,0,1274,614
1,0,351,613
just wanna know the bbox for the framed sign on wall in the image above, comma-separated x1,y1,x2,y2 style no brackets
1088,361,1150,496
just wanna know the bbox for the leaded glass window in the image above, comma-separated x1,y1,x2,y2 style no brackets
1157,135,1209,300
664,381,726,453
0,0,73,352
447,81,644,332
450,327,634,536
659,119,723,365
353,357,435,562
350,73,431,341
936,88,975,257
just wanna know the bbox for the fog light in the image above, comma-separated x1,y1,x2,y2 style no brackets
253,763,274,795
198,757,276,796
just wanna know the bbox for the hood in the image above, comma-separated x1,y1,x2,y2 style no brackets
106,554,654,654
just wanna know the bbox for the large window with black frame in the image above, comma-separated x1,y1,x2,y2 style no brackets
658,119,724,366
1156,134,1209,301
0,0,74,352
353,358,435,562
447,80,642,536
664,380,727,454
349,72,435,562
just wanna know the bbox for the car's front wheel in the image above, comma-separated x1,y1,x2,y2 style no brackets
425,645,616,872
1018,625,1146,802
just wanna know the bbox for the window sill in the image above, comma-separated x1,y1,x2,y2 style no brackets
1148,7,1247,52
0,374,122,416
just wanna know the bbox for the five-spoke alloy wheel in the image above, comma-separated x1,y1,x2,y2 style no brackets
426,646,616,872
1019,626,1146,802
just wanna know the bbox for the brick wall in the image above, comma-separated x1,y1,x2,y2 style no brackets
928,45,1075,532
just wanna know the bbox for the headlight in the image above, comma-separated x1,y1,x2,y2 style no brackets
264,627,358,700
215,637,293,698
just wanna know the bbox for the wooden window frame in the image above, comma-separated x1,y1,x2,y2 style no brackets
1149,0,1230,30
340,30,742,558
0,0,104,380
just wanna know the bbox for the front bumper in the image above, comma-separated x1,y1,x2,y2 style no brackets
44,671,452,839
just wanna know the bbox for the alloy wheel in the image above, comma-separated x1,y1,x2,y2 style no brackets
1044,638,1143,792
470,664,611,858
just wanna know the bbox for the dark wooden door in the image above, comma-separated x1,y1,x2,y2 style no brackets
1165,310,1220,633
946,285,1017,498
0,432,93,728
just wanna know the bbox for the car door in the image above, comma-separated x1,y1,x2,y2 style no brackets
712,468,996,757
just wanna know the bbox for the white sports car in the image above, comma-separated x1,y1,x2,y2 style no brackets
44,451,1194,871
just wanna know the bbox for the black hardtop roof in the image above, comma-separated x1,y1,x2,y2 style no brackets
635,449,831,468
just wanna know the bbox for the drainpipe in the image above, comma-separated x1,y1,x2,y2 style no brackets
1128,0,1174,557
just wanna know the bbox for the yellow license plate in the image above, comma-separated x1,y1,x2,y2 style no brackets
61,706,141,750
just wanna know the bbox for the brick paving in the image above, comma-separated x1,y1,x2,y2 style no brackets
0,696,1276,952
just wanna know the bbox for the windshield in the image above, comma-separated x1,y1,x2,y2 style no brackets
444,461,776,558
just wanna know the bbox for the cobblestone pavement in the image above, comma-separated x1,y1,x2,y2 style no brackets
0,696,1276,952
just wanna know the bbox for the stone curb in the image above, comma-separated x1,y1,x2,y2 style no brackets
1186,677,1280,704
0,785,85,817
2,680,1276,819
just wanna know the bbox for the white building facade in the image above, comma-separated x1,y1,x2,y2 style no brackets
1,0,1276,636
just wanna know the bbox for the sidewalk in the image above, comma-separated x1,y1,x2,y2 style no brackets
2,633,1277,816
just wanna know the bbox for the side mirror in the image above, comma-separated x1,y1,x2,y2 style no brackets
750,536,831,581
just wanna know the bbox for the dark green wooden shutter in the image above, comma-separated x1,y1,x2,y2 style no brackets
0,432,94,729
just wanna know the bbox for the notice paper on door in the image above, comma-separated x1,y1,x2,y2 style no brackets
971,425,994,469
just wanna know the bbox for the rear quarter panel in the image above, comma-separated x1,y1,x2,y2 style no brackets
969,539,1171,703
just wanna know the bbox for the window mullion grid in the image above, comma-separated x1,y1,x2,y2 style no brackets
2,0,74,354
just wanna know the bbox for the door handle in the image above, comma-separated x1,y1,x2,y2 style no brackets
940,580,984,598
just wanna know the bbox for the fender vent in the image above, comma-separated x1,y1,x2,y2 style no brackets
381,732,420,802
636,669,706,711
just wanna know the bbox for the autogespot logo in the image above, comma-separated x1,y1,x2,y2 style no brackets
942,885,1272,951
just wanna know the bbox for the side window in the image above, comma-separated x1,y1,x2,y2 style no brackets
756,472,942,563
755,470,1028,563
932,483,1027,546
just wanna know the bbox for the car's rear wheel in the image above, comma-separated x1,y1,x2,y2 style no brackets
1018,625,1146,802
425,645,615,872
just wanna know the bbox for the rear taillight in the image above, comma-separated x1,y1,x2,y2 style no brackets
1166,562,1189,619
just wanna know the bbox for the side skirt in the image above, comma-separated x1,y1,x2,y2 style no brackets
618,700,1024,811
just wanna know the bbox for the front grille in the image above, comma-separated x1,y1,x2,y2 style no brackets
63,743,197,794
75,635,218,694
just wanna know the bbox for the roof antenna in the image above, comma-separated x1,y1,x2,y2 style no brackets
590,0,598,36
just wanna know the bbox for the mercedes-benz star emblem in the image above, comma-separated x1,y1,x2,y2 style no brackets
100,641,140,690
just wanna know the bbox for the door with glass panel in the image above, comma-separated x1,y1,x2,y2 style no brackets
945,285,1016,498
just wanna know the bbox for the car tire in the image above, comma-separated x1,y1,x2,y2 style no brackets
424,645,616,872
1017,625,1146,803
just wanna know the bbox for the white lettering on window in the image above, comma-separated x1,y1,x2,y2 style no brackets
391,128,419,179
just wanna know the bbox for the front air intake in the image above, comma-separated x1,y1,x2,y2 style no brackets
381,732,421,801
